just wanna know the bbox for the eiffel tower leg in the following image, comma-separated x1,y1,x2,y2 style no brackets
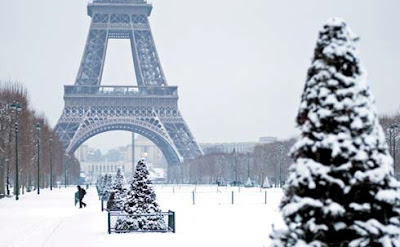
76,28,109,85
130,31,145,87
131,132,135,172
130,28,167,86
55,109,83,151
162,115,203,160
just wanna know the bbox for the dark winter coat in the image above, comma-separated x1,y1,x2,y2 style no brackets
78,187,86,200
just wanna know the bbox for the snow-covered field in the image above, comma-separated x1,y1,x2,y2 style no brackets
0,185,284,247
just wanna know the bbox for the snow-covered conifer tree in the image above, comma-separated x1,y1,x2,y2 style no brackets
262,176,271,188
103,174,114,199
97,175,107,196
96,176,104,194
245,177,253,187
107,167,127,211
115,159,166,231
271,18,400,246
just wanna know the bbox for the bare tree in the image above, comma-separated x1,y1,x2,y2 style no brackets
0,81,81,196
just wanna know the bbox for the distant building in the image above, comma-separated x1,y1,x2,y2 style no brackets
259,136,278,144
200,136,277,154
200,142,257,154
134,135,166,167
80,161,131,183
76,135,167,182
80,159,165,183
75,144,89,161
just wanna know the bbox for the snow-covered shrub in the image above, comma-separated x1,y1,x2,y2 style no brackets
102,174,114,199
107,167,127,211
97,175,108,196
262,176,271,188
96,176,105,195
271,18,400,247
245,177,254,187
115,159,166,231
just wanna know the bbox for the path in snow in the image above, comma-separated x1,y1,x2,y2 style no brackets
0,185,284,247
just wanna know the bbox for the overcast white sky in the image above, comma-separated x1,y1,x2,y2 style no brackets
0,0,399,151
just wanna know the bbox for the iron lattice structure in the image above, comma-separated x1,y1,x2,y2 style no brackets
55,0,203,165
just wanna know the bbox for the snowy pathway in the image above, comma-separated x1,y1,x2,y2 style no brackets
0,186,283,247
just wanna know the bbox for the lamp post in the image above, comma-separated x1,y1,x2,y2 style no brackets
5,158,10,195
10,101,22,200
36,123,41,195
247,152,250,182
389,124,399,174
64,154,69,188
49,137,53,190
279,144,283,188
233,149,238,185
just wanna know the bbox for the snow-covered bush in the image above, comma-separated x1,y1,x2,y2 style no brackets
96,176,104,195
262,176,271,188
245,177,254,187
102,174,114,199
107,167,127,211
115,159,166,231
271,18,400,246
97,175,107,196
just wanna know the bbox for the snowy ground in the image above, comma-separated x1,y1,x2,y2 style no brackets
0,185,284,247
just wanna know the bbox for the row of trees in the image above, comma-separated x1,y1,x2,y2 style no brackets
167,111,400,186
0,81,80,197
380,114,400,176
167,138,295,186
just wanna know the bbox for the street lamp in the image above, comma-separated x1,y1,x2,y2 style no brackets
247,152,250,182
36,123,41,195
49,137,53,190
279,144,283,188
389,124,399,174
64,154,69,188
5,158,10,195
9,101,22,200
233,149,238,185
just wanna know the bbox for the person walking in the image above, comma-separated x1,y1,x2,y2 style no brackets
77,185,87,208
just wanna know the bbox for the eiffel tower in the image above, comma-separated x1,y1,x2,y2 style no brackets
55,0,203,165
